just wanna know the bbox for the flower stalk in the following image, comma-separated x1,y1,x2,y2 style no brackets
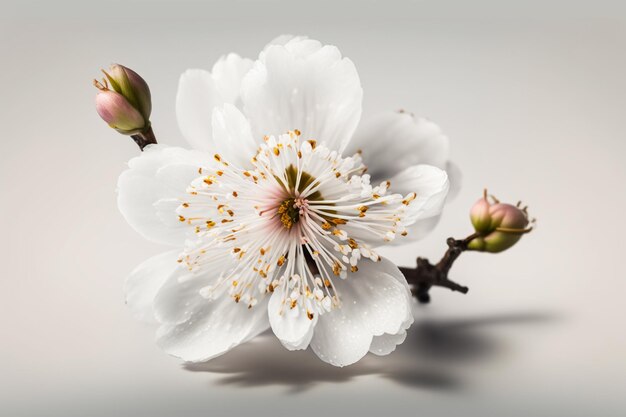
129,126,157,150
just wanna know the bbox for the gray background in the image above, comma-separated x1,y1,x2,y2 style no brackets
1,1,625,416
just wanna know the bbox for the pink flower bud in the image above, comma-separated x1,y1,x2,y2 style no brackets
470,194,492,234
93,64,152,135
104,64,152,121
95,90,145,134
468,190,534,253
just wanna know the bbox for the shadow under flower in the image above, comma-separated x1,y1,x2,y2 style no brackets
184,311,559,393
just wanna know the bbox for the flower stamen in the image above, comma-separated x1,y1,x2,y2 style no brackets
176,130,412,317
278,198,300,229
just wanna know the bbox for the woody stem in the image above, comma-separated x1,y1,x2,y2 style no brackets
399,234,478,303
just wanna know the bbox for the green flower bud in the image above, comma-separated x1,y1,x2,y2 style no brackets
467,190,534,253
94,64,151,135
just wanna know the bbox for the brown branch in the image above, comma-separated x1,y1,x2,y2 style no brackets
400,234,478,303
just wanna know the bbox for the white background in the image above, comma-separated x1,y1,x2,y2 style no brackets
1,1,625,416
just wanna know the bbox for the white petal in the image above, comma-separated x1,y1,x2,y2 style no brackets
152,163,212,228
310,257,413,366
152,256,234,325
258,35,312,63
368,264,414,356
445,160,463,200
369,331,407,356
310,308,371,367
117,145,211,246
262,34,302,50
390,164,450,242
268,287,317,351
242,37,362,153
156,295,269,362
211,53,254,104
397,216,443,244
211,104,258,167
347,111,450,181
337,257,413,336
176,69,222,151
153,259,269,362
124,250,181,323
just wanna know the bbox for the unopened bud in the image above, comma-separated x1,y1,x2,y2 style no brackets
469,194,492,234
468,190,534,253
95,90,145,133
93,64,152,135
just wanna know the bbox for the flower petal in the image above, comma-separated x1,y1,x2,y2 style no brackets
369,264,414,356
347,111,450,181
262,34,304,50
390,164,450,243
211,103,258,167
124,250,181,323
117,145,211,246
310,257,413,366
211,53,254,105
152,254,234,325
268,286,318,351
153,258,270,362
176,69,222,151
369,331,407,356
241,37,362,153
445,160,463,200
156,295,270,362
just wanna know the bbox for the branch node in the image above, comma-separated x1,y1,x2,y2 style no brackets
402,235,474,303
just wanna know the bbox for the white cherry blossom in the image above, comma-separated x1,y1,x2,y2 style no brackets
120,36,451,366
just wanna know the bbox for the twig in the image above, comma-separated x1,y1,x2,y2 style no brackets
399,234,478,303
